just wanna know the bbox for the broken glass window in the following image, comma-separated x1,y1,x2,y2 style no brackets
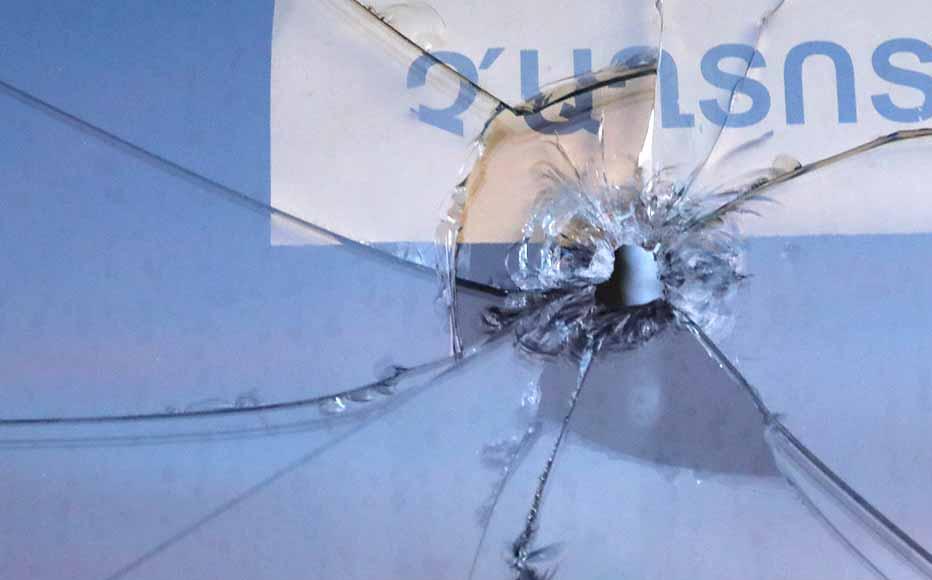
1,0,931,579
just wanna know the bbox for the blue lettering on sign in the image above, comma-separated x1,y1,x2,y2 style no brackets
700,44,770,127
406,51,478,136
404,38,932,135
658,49,695,128
784,41,857,124
872,38,932,123
520,49,599,135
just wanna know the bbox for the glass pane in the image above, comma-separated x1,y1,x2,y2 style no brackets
2,1,932,579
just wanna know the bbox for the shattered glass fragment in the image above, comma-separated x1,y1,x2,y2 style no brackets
435,0,932,575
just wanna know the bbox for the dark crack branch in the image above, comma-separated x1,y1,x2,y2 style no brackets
350,0,655,118
512,345,597,579
675,0,787,196
690,128,932,231
0,327,511,449
0,77,507,299
681,312,932,578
